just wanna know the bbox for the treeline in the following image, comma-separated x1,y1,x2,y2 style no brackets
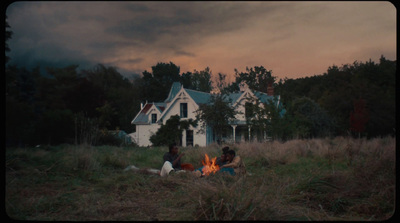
274,56,396,139
6,64,135,146
5,61,217,146
6,55,395,146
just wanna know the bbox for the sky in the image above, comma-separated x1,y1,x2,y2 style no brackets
6,1,396,82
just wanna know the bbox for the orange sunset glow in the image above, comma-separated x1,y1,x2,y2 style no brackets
6,1,396,81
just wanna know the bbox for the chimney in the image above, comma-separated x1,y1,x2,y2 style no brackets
267,82,274,96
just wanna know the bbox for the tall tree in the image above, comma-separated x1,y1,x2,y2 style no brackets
289,97,335,138
191,67,213,92
181,67,213,92
140,62,181,102
82,64,139,131
195,94,237,143
350,98,369,138
234,66,276,93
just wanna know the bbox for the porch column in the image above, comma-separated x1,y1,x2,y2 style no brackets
231,125,237,143
248,125,251,142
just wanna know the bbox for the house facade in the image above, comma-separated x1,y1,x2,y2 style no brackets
131,82,285,147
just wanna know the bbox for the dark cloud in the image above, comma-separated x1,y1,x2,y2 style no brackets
174,50,196,57
8,41,95,71
5,1,396,79
120,58,145,65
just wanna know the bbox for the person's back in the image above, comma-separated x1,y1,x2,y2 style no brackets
230,155,246,175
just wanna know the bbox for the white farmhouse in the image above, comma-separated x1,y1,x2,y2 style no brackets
131,82,285,147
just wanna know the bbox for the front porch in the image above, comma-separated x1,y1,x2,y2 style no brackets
216,121,272,144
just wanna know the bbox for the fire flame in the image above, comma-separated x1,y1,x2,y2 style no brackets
201,154,220,176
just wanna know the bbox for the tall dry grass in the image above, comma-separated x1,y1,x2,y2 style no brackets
6,136,395,221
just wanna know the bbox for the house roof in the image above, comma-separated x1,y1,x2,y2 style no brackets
131,82,286,125
253,91,286,117
225,92,243,104
131,102,166,124
186,89,211,104
164,82,182,103
253,91,276,104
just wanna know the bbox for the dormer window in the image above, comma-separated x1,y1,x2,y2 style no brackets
151,114,157,123
180,103,188,118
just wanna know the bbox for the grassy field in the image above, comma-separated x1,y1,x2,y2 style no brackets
6,137,395,221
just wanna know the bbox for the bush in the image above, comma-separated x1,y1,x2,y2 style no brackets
96,132,123,146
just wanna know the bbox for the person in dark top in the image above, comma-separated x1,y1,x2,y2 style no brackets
160,143,194,177
163,143,184,170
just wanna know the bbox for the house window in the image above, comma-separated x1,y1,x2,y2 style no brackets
245,102,253,119
151,114,157,123
180,103,188,118
186,130,193,146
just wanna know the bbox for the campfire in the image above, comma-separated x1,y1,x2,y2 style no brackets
201,154,220,176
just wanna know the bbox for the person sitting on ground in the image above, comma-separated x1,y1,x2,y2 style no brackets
160,143,194,177
219,149,246,176
215,146,229,166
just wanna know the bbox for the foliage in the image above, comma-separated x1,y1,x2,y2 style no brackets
82,64,138,131
275,56,395,138
181,67,213,93
234,66,276,93
150,115,197,146
287,97,335,138
5,63,140,146
5,23,396,145
138,62,181,102
96,131,124,147
195,94,237,143
242,97,270,141
349,98,369,137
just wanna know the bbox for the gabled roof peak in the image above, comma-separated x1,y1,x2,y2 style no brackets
164,82,182,103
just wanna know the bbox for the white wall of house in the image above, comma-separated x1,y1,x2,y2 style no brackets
134,124,159,147
234,98,247,121
193,124,208,147
233,90,255,122
181,125,207,147
132,86,279,147
160,89,207,147
233,90,267,122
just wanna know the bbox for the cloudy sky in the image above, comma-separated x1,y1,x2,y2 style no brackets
6,1,396,81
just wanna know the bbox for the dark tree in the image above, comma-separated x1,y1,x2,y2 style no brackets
350,98,369,138
150,115,197,146
234,66,276,93
140,62,181,102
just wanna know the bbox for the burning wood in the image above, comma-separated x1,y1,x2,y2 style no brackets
201,154,220,176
